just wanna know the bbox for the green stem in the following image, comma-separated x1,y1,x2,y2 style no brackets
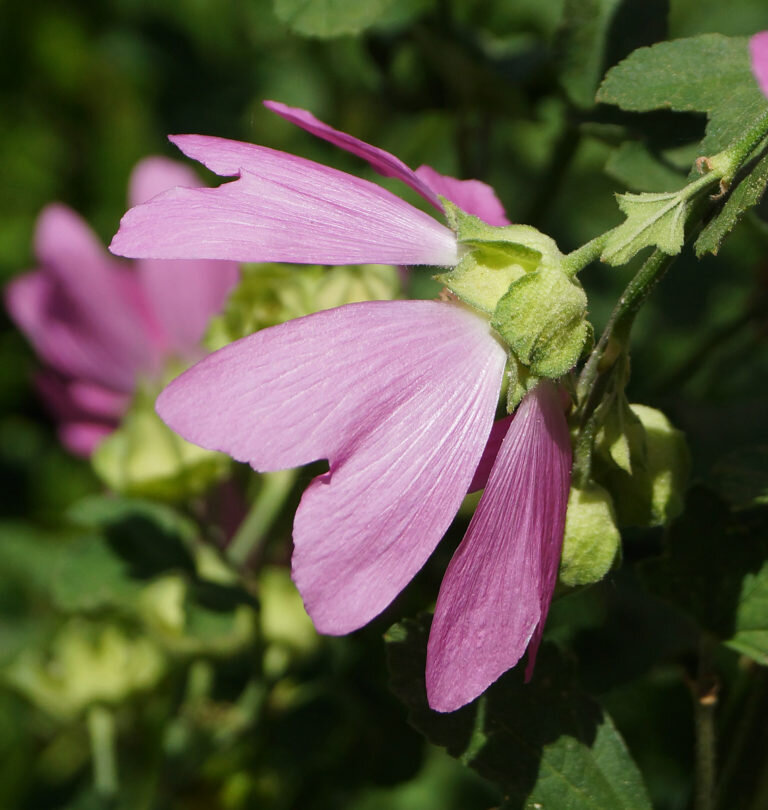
88,704,118,798
562,231,612,277
708,108,768,181
226,469,297,568
692,640,718,810
577,249,674,403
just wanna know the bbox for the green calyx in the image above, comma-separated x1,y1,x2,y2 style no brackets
437,201,591,385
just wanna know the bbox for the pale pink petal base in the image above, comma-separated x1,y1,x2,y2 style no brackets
426,381,571,713
750,32,768,98
157,300,507,632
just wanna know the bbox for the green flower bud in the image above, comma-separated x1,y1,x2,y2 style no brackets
92,384,229,501
594,403,689,527
492,269,590,378
631,404,690,526
206,262,401,349
4,619,164,719
437,200,591,381
560,483,621,586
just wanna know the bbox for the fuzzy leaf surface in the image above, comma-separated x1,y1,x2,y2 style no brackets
602,191,687,265
597,34,768,154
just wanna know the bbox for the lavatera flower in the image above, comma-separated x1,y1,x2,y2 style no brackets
6,158,238,493
110,102,575,712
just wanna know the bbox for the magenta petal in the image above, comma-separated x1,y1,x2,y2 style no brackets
158,300,507,631
265,100,443,210
468,415,513,493
751,32,768,98
415,166,510,226
110,135,458,267
426,382,572,712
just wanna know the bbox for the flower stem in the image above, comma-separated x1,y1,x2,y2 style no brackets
562,231,611,277
226,469,297,568
692,639,718,810
577,248,674,403
708,108,768,182
88,704,118,798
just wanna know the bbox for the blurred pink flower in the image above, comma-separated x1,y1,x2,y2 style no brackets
5,158,239,456
750,31,768,98
113,103,571,711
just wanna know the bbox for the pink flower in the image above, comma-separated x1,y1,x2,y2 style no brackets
111,103,571,711
750,31,768,98
5,158,239,456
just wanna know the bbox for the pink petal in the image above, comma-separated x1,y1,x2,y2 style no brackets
415,166,510,226
264,100,443,210
468,415,513,492
750,32,768,98
157,300,507,632
128,155,205,207
36,372,128,423
6,271,144,392
137,257,240,356
129,157,241,354
59,422,113,457
110,136,458,267
9,205,161,387
426,381,572,712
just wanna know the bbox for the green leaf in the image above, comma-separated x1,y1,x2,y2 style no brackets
605,142,687,193
556,0,623,108
273,0,396,38
597,34,768,154
66,495,197,580
695,151,768,256
601,190,687,265
50,534,143,613
386,616,653,809
641,487,768,664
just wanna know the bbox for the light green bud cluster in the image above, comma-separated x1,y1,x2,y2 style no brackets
437,202,590,405
561,402,688,587
206,262,401,349
4,619,164,720
92,381,229,501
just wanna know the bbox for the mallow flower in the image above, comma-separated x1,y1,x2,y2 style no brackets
750,30,768,98
5,157,239,457
110,102,573,712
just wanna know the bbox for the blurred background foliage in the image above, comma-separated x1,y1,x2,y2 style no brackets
2,0,768,808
